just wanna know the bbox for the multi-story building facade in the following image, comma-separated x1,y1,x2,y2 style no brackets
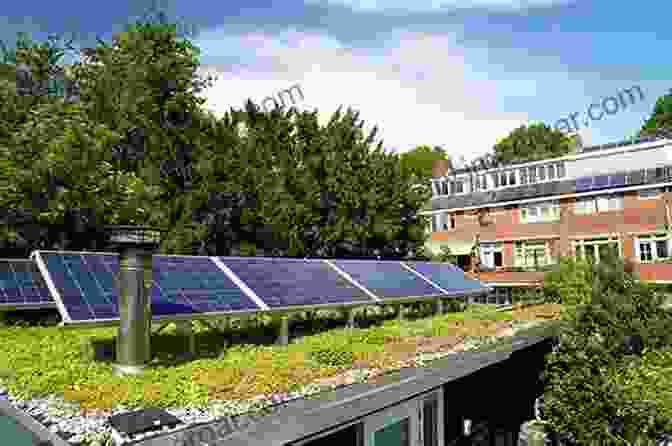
421,135,672,304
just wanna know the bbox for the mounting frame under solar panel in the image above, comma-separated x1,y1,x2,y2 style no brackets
32,251,489,328
0,258,56,311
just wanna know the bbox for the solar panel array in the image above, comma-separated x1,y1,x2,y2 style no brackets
31,251,488,325
0,259,53,309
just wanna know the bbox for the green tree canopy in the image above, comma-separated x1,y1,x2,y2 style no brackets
0,21,431,260
639,92,672,137
399,145,448,181
541,253,672,444
493,123,575,164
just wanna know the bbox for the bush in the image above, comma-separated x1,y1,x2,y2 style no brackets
541,256,593,306
542,252,672,445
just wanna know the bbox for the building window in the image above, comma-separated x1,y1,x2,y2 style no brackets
636,234,672,263
520,168,528,185
431,215,439,232
538,166,546,181
556,163,566,178
528,167,537,183
441,181,449,195
574,197,597,215
500,172,508,187
521,201,560,223
480,243,503,269
547,164,556,180
514,240,550,268
574,237,620,263
452,180,464,194
440,213,450,230
596,194,623,211
492,172,500,188
481,175,488,190
508,171,516,185
639,188,660,199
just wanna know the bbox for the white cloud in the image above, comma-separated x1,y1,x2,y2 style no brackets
196,28,551,162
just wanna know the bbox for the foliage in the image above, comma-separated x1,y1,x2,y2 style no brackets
493,122,575,164
541,256,594,307
541,252,672,444
0,21,429,260
435,246,458,264
0,304,549,413
399,145,449,182
639,92,672,137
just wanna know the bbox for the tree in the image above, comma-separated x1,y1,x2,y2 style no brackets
399,145,449,182
493,123,575,164
541,252,672,444
639,92,672,137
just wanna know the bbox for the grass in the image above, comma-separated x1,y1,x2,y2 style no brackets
0,303,561,414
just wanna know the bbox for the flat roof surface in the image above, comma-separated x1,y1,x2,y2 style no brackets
136,328,559,446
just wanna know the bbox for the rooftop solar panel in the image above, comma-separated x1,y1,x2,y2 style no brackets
575,176,594,192
593,175,609,189
219,257,377,308
610,174,626,187
330,260,444,301
0,259,54,309
403,262,488,295
34,251,263,323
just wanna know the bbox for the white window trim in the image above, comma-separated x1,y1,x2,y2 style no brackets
638,187,661,199
514,240,552,268
635,234,672,263
521,201,560,223
573,237,622,263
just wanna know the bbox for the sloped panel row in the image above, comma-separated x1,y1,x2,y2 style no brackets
0,259,53,308
32,251,488,324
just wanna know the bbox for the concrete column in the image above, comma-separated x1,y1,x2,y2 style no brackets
174,320,195,356
277,315,290,346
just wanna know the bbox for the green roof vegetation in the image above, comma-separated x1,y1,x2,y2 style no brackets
0,303,558,414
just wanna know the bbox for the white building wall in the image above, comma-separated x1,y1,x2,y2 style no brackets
565,144,672,179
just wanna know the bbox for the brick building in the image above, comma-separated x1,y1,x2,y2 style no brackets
420,135,672,303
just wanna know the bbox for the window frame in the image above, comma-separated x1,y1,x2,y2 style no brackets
520,201,560,223
573,237,622,263
638,188,661,199
635,234,672,263
514,240,551,268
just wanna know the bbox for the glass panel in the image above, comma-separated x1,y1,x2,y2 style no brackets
423,399,439,446
538,166,546,181
639,242,652,262
494,252,503,267
548,164,555,179
455,181,464,193
557,163,565,177
520,169,527,184
528,167,536,182
656,240,669,259
500,172,508,186
442,182,449,195
373,418,410,446
509,171,516,185
492,173,499,187
528,207,538,217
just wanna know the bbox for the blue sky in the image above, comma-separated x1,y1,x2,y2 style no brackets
2,0,671,162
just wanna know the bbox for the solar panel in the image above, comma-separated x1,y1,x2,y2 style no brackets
34,251,262,323
593,175,609,189
403,262,488,295
610,174,626,187
575,176,594,192
330,260,444,301
219,257,377,308
0,259,53,309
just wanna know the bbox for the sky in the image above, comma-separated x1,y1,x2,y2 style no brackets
2,0,671,163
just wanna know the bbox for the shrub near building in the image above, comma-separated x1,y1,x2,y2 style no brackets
539,252,672,444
